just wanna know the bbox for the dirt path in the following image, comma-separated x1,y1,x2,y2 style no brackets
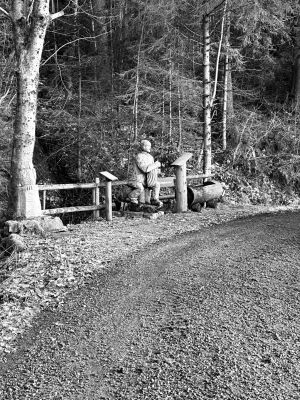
0,211,299,399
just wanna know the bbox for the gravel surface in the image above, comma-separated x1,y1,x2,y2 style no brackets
0,210,299,399
2,203,295,356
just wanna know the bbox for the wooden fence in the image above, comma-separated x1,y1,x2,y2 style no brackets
38,153,212,221
38,175,210,218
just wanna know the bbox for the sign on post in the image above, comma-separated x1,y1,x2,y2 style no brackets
100,171,118,222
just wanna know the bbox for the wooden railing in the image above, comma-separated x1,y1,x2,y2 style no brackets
38,177,104,217
38,153,212,221
38,176,178,216
38,175,211,218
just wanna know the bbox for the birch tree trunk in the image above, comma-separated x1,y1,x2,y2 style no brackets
161,78,165,146
74,0,82,180
169,54,173,144
203,13,212,176
8,0,62,218
222,9,232,150
177,77,182,151
77,39,83,181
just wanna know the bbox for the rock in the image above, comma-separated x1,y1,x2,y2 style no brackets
4,219,44,235
4,220,23,235
144,211,165,220
191,203,203,212
39,216,68,232
22,220,44,234
3,217,67,237
1,234,26,254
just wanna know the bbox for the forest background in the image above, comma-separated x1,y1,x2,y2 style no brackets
0,0,300,220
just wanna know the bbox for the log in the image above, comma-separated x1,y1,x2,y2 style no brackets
187,181,224,209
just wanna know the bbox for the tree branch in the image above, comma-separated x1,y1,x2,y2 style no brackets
50,10,64,21
41,32,108,66
0,5,10,18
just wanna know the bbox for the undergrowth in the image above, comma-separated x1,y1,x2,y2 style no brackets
0,105,299,221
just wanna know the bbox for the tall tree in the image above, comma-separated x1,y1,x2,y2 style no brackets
0,0,63,217
222,8,233,150
202,12,212,176
293,15,300,104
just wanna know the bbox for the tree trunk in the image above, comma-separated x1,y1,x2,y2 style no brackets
9,0,52,218
293,19,300,105
222,9,232,150
169,50,173,144
211,0,227,109
161,78,165,147
177,77,182,151
77,41,83,181
9,0,63,218
203,13,212,177
133,13,145,143
75,0,82,180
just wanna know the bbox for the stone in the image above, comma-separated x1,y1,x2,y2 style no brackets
144,211,164,220
4,220,23,235
22,219,44,234
39,216,68,232
1,234,26,254
4,219,44,235
3,216,67,237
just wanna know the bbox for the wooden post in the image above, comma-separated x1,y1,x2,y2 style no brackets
92,186,95,210
105,180,112,221
93,177,100,219
100,171,118,222
171,153,193,213
42,190,46,210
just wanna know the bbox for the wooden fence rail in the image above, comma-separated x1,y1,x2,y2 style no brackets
38,153,212,220
38,174,211,218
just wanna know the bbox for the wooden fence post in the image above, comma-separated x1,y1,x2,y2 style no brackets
171,153,193,213
42,190,46,210
93,177,100,219
100,171,118,222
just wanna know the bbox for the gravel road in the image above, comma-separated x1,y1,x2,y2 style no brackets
0,211,299,400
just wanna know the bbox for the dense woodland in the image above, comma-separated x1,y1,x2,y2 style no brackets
0,0,300,218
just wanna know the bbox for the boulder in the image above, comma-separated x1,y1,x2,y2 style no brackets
3,216,67,237
4,220,23,235
22,219,45,234
39,216,68,232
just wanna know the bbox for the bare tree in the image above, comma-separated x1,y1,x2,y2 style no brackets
222,7,232,150
293,16,300,106
1,0,63,218
203,12,212,176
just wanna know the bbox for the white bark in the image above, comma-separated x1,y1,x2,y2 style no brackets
211,0,227,109
203,13,212,177
9,0,62,218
